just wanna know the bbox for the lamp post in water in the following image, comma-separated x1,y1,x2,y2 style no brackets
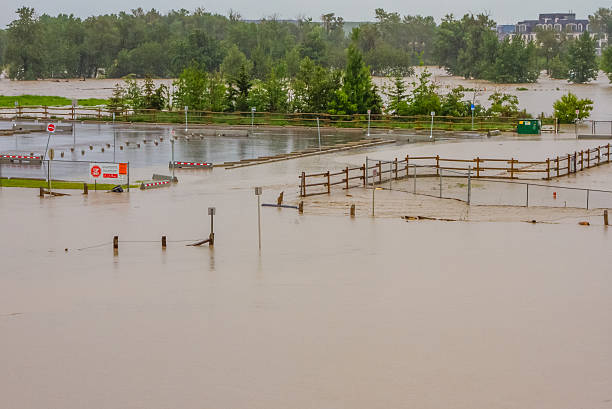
254,187,262,251
317,117,321,150
251,107,256,135
430,111,435,140
184,106,188,132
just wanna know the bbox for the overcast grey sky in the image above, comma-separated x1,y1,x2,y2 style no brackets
0,0,605,28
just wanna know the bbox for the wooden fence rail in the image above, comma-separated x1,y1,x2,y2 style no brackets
0,106,557,131
299,144,612,197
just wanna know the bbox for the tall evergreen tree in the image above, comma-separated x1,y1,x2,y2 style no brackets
566,32,598,83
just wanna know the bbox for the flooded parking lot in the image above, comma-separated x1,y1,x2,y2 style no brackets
1,122,611,409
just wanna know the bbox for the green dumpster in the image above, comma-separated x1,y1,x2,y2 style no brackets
517,119,541,135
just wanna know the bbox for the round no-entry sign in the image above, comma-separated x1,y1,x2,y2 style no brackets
90,165,101,178
47,123,56,133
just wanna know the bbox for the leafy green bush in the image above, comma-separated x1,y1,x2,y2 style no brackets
553,93,593,123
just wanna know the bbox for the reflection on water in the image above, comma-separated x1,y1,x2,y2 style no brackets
0,122,364,180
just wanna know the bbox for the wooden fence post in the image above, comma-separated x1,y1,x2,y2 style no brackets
581,151,584,170
345,167,349,190
510,158,514,179
378,161,382,184
597,147,601,164
71,105,75,120
587,149,590,168
97,107,101,119
436,155,440,176
556,156,559,177
567,154,571,176
301,171,305,197
44,106,48,119
326,171,330,194
546,158,550,179
394,158,398,179
476,157,480,178
405,155,409,176
608,144,611,163
362,164,366,187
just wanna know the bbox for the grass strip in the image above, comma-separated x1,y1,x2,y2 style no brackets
0,178,138,190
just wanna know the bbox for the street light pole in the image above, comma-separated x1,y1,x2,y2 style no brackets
255,187,262,251
317,117,321,150
171,137,175,180
184,106,188,132
430,111,435,140
251,107,256,135
113,112,116,163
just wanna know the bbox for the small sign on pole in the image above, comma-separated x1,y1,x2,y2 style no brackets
47,123,56,133
471,104,475,111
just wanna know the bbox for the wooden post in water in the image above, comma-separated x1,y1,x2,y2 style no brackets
350,204,355,217
377,161,382,184
298,201,304,214
597,147,601,164
39,187,44,197
161,236,167,249
604,210,609,226
345,167,349,190
556,156,559,177
546,158,550,179
300,171,305,196
436,155,440,176
510,158,514,179
113,236,118,252
476,157,480,178
83,183,88,195
581,151,584,170
326,171,330,194
361,164,366,187
567,154,571,176
394,158,398,179
405,155,409,176
608,144,611,163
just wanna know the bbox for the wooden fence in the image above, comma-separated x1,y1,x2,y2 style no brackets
299,144,612,197
0,106,554,131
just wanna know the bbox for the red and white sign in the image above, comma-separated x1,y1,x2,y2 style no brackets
47,123,56,133
89,163,127,183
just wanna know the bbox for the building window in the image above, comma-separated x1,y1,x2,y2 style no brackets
554,24,562,31
578,23,583,32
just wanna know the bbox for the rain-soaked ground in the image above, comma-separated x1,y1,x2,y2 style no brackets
1,123,611,409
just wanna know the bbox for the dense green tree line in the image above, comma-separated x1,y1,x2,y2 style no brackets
1,6,611,85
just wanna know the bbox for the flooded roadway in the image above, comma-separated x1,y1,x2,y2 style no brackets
1,124,611,409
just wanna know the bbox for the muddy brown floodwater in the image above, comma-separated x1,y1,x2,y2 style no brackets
1,66,612,117
1,129,612,409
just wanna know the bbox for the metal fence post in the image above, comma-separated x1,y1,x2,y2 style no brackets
467,166,471,205
586,189,590,210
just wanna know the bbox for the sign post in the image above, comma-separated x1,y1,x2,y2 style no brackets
575,109,579,138
471,104,475,130
44,123,56,193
